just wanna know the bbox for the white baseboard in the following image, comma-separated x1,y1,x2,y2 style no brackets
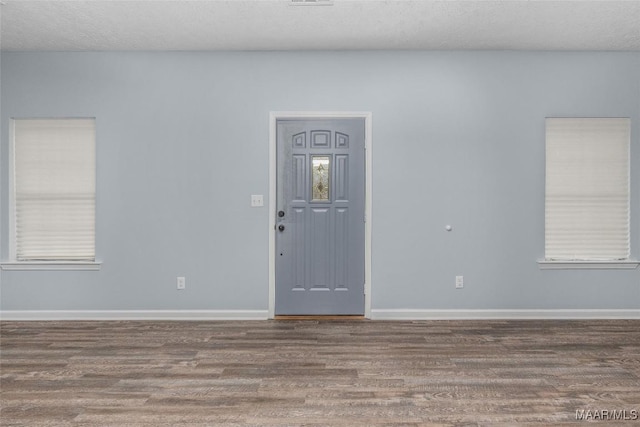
0,310,269,321
371,309,640,320
2,309,638,321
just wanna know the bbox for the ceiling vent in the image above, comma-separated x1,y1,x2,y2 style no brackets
290,0,334,6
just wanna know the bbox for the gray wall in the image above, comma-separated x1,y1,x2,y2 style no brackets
1,51,639,312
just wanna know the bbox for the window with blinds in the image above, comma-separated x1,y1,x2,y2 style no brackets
12,119,96,261
545,118,630,261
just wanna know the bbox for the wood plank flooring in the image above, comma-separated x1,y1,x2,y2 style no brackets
1,320,639,426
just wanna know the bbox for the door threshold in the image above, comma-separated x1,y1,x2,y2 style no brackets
274,315,366,321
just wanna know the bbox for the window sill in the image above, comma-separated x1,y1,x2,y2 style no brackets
538,260,639,270
0,261,102,271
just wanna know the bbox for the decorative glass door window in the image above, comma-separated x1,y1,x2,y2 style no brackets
311,156,330,201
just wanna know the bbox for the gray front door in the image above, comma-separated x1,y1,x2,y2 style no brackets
275,118,365,315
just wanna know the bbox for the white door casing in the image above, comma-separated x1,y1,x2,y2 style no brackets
269,112,372,318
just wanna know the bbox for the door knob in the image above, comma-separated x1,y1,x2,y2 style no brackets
278,210,285,218
278,224,285,232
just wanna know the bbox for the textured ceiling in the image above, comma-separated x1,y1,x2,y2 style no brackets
1,0,639,51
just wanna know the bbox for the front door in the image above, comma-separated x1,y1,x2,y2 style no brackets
275,118,365,315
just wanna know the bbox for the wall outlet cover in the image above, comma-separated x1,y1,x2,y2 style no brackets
251,194,264,207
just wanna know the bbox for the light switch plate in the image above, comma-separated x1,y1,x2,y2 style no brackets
251,195,264,207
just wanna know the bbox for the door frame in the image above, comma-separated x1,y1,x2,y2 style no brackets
268,111,372,319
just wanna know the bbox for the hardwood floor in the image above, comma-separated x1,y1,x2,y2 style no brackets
1,319,639,426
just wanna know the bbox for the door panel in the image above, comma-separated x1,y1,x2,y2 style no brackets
310,207,329,289
292,155,306,201
275,118,365,315
335,207,349,289
339,156,351,200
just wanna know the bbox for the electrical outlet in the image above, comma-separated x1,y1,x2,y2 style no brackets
177,276,186,290
455,276,464,289
251,194,264,207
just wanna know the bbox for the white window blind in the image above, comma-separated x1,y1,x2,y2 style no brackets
545,118,630,261
12,119,96,261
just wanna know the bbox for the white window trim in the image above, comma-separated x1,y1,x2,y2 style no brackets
538,260,639,270
5,118,99,270
8,119,17,260
0,261,102,271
